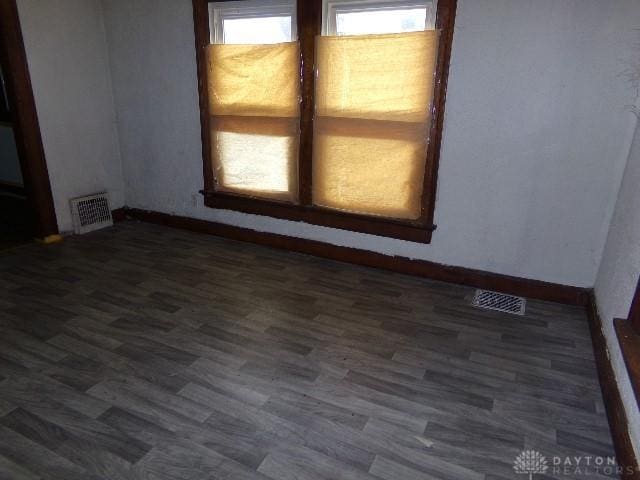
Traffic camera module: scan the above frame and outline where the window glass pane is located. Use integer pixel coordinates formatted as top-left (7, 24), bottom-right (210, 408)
top-left (313, 130), bottom-right (426, 219)
top-left (323, 1), bottom-right (436, 36)
top-left (336, 8), bottom-right (426, 36)
top-left (215, 131), bottom-right (296, 196)
top-left (223, 16), bottom-right (293, 44)
top-left (209, 0), bottom-right (297, 44)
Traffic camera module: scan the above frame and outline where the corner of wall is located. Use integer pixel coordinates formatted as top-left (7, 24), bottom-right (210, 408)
top-left (593, 90), bottom-right (640, 462)
top-left (96, 0), bottom-right (126, 210)
top-left (593, 96), bottom-right (640, 286)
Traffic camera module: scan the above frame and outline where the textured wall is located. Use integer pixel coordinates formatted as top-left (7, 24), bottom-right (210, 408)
top-left (101, 0), bottom-right (640, 287)
top-left (595, 98), bottom-right (640, 460)
top-left (17, 0), bottom-right (124, 232)
top-left (0, 126), bottom-right (22, 185)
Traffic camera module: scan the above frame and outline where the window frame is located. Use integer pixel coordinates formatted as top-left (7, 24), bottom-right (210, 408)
top-left (192, 0), bottom-right (457, 243)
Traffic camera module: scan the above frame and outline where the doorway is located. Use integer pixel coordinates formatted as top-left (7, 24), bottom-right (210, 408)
top-left (0, 0), bottom-right (58, 249)
top-left (0, 64), bottom-right (33, 249)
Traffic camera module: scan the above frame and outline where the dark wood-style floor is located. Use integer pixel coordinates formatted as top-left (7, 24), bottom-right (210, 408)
top-left (0, 221), bottom-right (615, 480)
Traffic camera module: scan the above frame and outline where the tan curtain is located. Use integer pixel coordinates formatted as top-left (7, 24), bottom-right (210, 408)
top-left (206, 42), bottom-right (300, 202)
top-left (313, 31), bottom-right (438, 220)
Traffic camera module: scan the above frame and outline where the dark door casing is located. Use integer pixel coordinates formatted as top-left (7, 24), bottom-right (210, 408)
top-left (0, 0), bottom-right (58, 239)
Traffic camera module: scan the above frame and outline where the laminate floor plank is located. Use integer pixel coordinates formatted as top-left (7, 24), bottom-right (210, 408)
top-left (0, 222), bottom-right (615, 479)
top-left (0, 454), bottom-right (41, 480)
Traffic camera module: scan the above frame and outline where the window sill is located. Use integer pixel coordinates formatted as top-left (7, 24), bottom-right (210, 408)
top-left (614, 318), bottom-right (640, 408)
top-left (201, 190), bottom-right (435, 243)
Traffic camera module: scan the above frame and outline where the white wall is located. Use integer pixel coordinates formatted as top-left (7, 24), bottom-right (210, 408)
top-left (595, 97), bottom-right (640, 459)
top-left (17, 0), bottom-right (124, 232)
top-left (0, 125), bottom-right (23, 185)
top-left (101, 0), bottom-right (640, 288)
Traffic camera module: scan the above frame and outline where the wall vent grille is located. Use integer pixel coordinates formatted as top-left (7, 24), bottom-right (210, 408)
top-left (69, 193), bottom-right (112, 234)
top-left (472, 290), bottom-right (526, 315)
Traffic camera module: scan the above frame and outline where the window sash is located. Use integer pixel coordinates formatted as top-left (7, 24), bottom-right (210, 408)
top-left (192, 0), bottom-right (457, 243)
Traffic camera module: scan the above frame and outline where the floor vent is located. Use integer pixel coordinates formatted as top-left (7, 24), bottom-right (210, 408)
top-left (472, 290), bottom-right (526, 315)
top-left (70, 193), bottom-right (113, 234)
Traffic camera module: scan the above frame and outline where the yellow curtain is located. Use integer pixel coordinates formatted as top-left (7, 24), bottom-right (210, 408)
top-left (313, 31), bottom-right (438, 219)
top-left (206, 42), bottom-right (300, 202)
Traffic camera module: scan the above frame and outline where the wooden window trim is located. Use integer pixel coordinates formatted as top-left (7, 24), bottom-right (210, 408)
top-left (192, 0), bottom-right (457, 243)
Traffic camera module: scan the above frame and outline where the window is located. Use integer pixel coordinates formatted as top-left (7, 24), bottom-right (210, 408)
top-left (193, 0), bottom-right (457, 242)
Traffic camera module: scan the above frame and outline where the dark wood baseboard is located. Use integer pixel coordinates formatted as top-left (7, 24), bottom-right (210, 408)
top-left (111, 208), bottom-right (127, 223)
top-left (587, 295), bottom-right (640, 479)
top-left (123, 208), bottom-right (589, 306)
top-left (615, 318), bottom-right (640, 408)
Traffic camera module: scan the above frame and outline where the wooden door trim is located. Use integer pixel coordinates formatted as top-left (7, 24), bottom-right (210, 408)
top-left (0, 0), bottom-right (58, 238)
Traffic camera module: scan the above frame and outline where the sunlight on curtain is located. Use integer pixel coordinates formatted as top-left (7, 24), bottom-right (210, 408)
top-left (313, 31), bottom-right (437, 219)
top-left (207, 42), bottom-right (300, 202)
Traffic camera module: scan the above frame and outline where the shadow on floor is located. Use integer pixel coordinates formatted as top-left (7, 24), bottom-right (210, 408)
top-left (0, 191), bottom-right (33, 251)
